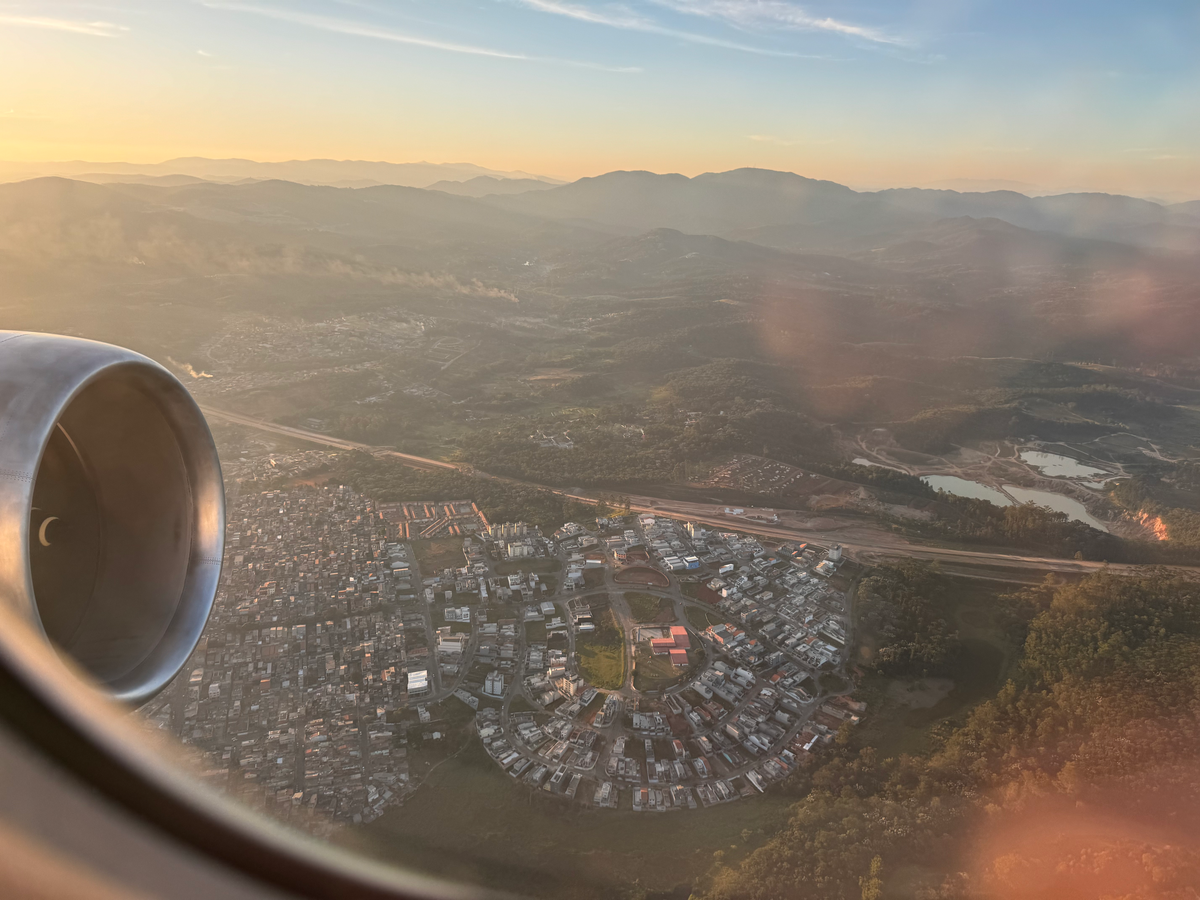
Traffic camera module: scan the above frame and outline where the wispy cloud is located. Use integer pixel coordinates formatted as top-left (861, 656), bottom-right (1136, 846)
top-left (204, 2), bottom-right (640, 71)
top-left (0, 108), bottom-right (48, 120)
top-left (651, 0), bottom-right (902, 45)
top-left (1123, 148), bottom-right (1191, 161)
top-left (0, 14), bottom-right (127, 36)
top-left (512, 0), bottom-right (805, 57)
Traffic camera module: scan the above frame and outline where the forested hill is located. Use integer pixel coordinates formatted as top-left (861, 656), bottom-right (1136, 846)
top-left (695, 568), bottom-right (1200, 900)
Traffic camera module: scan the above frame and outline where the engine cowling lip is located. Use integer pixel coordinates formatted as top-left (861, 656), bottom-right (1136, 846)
top-left (0, 335), bottom-right (494, 898)
top-left (0, 330), bottom-right (225, 705)
top-left (0, 586), bottom-right (495, 900)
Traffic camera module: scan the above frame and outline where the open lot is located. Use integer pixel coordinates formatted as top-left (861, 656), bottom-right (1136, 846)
top-left (495, 558), bottom-right (562, 576)
top-left (509, 695), bottom-right (537, 714)
top-left (632, 644), bottom-right (699, 693)
top-left (352, 740), bottom-right (792, 900)
top-left (613, 566), bottom-right (670, 587)
top-left (685, 605), bottom-right (725, 631)
top-left (624, 591), bottom-right (673, 623)
top-left (412, 538), bottom-right (466, 573)
top-left (576, 608), bottom-right (625, 690)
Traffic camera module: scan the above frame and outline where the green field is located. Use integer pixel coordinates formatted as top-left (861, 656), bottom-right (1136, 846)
top-left (685, 605), bottom-right (724, 631)
top-left (349, 739), bottom-right (792, 900)
top-left (576, 607), bottom-right (625, 690)
top-left (524, 620), bottom-right (547, 643)
top-left (632, 644), bottom-right (698, 693)
top-left (624, 591), bottom-right (672, 623)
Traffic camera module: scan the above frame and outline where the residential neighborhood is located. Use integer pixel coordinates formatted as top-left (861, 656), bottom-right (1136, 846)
top-left (140, 481), bottom-right (859, 831)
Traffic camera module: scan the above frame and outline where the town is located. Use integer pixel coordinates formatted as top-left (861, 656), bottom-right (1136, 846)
top-left (141, 477), bottom-right (858, 831)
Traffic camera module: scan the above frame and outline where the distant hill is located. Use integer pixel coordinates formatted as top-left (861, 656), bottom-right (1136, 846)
top-left (106, 178), bottom-right (600, 254)
top-left (0, 157), bottom-right (564, 189)
top-left (6, 175), bottom-right (1190, 289)
top-left (847, 216), bottom-right (1148, 280)
top-left (873, 188), bottom-right (1177, 237)
top-left (7, 161), bottom-right (1192, 254)
top-left (72, 173), bottom-right (216, 187)
top-left (920, 177), bottom-right (1045, 194)
top-left (2, 173), bottom-right (1199, 370)
top-left (0, 176), bottom-right (605, 288)
top-left (487, 168), bottom-right (861, 235)
top-left (551, 227), bottom-right (904, 293)
top-left (426, 176), bottom-right (558, 197)
top-left (491, 167), bottom-right (1200, 255)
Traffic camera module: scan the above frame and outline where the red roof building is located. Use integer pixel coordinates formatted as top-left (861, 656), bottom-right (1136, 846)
top-left (669, 648), bottom-right (688, 666)
top-left (669, 626), bottom-right (690, 649)
top-left (651, 638), bottom-right (676, 655)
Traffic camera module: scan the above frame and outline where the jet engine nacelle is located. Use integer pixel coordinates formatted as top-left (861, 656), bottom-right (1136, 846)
top-left (0, 331), bottom-right (224, 704)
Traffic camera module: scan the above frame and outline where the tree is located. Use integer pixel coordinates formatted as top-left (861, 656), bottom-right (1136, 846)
top-left (860, 856), bottom-right (883, 900)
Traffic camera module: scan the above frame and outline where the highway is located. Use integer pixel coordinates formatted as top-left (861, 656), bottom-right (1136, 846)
top-left (198, 404), bottom-right (461, 473)
top-left (199, 403), bottom-right (1194, 582)
top-left (543, 488), bottom-right (1160, 579)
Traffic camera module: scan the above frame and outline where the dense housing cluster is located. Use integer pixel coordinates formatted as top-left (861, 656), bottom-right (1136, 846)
top-left (142, 486), bottom-right (417, 832)
top-left (141, 476), bottom-right (857, 826)
top-left (474, 514), bottom-right (857, 812)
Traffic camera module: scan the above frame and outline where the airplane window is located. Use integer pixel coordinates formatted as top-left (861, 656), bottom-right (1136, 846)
top-left (2, 2), bottom-right (1199, 899)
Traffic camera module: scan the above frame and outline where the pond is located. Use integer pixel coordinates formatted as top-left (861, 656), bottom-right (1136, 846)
top-left (921, 476), bottom-right (1110, 532)
top-left (1019, 450), bottom-right (1107, 479)
top-left (922, 475), bottom-right (1012, 507)
top-left (1002, 485), bottom-right (1109, 532)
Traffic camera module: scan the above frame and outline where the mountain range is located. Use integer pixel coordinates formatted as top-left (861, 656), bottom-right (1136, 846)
top-left (3, 159), bottom-right (1197, 255)
top-left (426, 176), bottom-right (559, 197)
top-left (2, 166), bottom-right (1198, 363)
top-left (5, 167), bottom-right (1198, 276)
top-left (0, 157), bottom-right (564, 189)
top-left (484, 168), bottom-right (1200, 255)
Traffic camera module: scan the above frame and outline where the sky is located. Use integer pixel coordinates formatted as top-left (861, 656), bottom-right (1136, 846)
top-left (1, 0), bottom-right (1198, 197)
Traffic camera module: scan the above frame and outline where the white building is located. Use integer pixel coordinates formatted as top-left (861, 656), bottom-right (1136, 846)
top-left (438, 634), bottom-right (465, 655)
top-left (407, 669), bottom-right (429, 695)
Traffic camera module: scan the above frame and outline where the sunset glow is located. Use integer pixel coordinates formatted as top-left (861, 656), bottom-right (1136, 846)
top-left (0, 1), bottom-right (1197, 196)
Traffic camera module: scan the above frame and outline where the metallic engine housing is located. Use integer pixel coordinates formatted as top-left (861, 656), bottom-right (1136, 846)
top-left (0, 331), bottom-right (224, 704)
